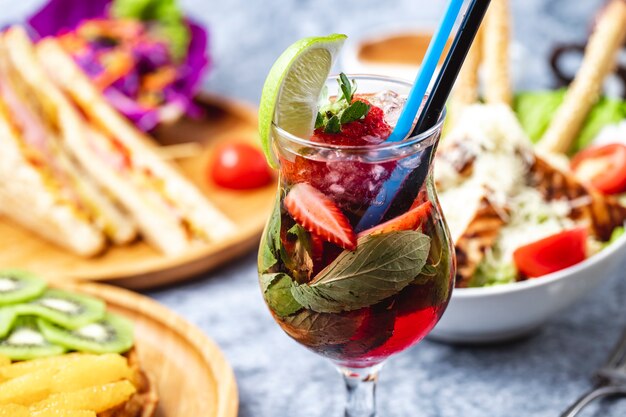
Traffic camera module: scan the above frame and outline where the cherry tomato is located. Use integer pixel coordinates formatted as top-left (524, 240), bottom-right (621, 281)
top-left (571, 143), bottom-right (626, 195)
top-left (513, 227), bottom-right (588, 278)
top-left (210, 142), bottom-right (273, 190)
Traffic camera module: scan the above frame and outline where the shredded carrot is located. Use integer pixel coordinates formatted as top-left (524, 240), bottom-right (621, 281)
top-left (92, 50), bottom-right (135, 90)
top-left (142, 67), bottom-right (178, 91)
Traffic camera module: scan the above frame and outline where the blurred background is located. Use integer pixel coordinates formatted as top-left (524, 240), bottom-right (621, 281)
top-left (1, 0), bottom-right (608, 102)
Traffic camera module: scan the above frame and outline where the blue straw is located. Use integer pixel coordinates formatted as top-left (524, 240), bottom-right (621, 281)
top-left (355, 0), bottom-right (465, 232)
top-left (385, 0), bottom-right (465, 143)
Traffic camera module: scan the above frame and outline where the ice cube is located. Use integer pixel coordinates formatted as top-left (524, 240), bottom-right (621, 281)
top-left (371, 164), bottom-right (387, 180)
top-left (329, 184), bottom-right (345, 194)
top-left (369, 90), bottom-right (407, 128)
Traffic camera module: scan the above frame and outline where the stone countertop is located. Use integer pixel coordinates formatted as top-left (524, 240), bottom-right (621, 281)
top-left (5, 0), bottom-right (626, 416)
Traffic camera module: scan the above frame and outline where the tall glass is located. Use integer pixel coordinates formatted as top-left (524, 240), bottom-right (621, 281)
top-left (258, 76), bottom-right (455, 417)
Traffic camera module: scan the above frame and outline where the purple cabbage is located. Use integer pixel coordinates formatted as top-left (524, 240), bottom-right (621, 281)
top-left (27, 0), bottom-right (108, 36)
top-left (27, 0), bottom-right (210, 130)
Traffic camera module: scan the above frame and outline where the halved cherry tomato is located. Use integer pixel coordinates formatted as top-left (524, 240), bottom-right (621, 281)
top-left (210, 142), bottom-right (273, 190)
top-left (513, 227), bottom-right (588, 278)
top-left (571, 143), bottom-right (626, 195)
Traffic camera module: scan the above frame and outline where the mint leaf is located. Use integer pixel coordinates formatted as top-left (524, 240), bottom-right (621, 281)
top-left (317, 73), bottom-right (369, 133)
top-left (291, 231), bottom-right (431, 313)
top-left (426, 229), bottom-right (452, 304)
top-left (282, 309), bottom-right (360, 346)
top-left (339, 73), bottom-right (353, 102)
top-left (288, 224), bottom-right (311, 251)
top-left (282, 224), bottom-right (314, 284)
top-left (315, 112), bottom-right (325, 129)
top-left (261, 273), bottom-right (302, 317)
top-left (259, 244), bottom-right (278, 275)
top-left (259, 196), bottom-right (282, 273)
top-left (420, 264), bottom-right (437, 277)
top-left (340, 101), bottom-right (370, 125)
top-left (324, 115), bottom-right (341, 134)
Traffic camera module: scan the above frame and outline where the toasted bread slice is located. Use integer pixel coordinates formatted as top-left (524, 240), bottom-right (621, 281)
top-left (0, 101), bottom-right (105, 256)
top-left (528, 154), bottom-right (626, 240)
top-left (36, 37), bottom-right (236, 255)
top-left (0, 26), bottom-right (136, 246)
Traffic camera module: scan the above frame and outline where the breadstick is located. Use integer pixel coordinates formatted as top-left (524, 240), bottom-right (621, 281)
top-left (538, 0), bottom-right (626, 154)
top-left (482, 0), bottom-right (513, 105)
top-left (450, 27), bottom-right (483, 117)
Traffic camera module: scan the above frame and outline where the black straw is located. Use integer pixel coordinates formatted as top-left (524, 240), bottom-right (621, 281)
top-left (355, 0), bottom-right (492, 231)
top-left (413, 0), bottom-right (492, 135)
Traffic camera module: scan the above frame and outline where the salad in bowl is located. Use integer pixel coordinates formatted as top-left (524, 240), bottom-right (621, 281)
top-left (436, 103), bottom-right (626, 289)
top-left (430, 0), bottom-right (626, 342)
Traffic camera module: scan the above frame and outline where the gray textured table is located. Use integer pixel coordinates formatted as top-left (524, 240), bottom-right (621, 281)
top-left (5, 1), bottom-right (626, 416)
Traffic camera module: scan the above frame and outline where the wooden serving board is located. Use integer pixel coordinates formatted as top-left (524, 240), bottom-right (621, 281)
top-left (57, 280), bottom-right (238, 417)
top-left (0, 93), bottom-right (276, 289)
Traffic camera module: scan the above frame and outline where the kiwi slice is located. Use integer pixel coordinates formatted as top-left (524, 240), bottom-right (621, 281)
top-left (0, 316), bottom-right (66, 360)
top-left (0, 269), bottom-right (46, 305)
top-left (15, 289), bottom-right (106, 330)
top-left (0, 308), bottom-right (17, 338)
top-left (38, 313), bottom-right (134, 354)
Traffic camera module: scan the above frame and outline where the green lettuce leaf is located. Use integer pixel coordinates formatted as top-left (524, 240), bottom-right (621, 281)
top-left (469, 257), bottom-right (517, 288)
top-left (111, 0), bottom-right (190, 60)
top-left (574, 99), bottom-right (626, 152)
top-left (514, 90), bottom-right (626, 153)
top-left (514, 89), bottom-right (567, 143)
top-left (605, 226), bottom-right (625, 248)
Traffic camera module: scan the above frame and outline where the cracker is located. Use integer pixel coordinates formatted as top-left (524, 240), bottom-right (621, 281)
top-left (538, 0), bottom-right (626, 153)
top-left (482, 0), bottom-right (513, 105)
top-left (452, 27), bottom-right (483, 107)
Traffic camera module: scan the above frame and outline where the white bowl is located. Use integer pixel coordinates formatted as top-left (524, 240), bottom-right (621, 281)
top-left (429, 232), bottom-right (626, 344)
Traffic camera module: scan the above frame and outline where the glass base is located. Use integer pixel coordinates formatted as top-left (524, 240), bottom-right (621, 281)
top-left (337, 364), bottom-right (384, 417)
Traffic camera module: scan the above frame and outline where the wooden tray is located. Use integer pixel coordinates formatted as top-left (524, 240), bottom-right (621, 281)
top-left (0, 93), bottom-right (276, 289)
top-left (57, 280), bottom-right (238, 417)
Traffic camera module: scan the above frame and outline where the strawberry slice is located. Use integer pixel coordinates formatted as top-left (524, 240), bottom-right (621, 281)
top-left (358, 201), bottom-right (432, 238)
top-left (284, 183), bottom-right (357, 250)
top-left (409, 190), bottom-right (429, 210)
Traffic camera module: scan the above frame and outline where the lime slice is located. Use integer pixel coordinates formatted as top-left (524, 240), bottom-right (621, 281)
top-left (258, 34), bottom-right (347, 168)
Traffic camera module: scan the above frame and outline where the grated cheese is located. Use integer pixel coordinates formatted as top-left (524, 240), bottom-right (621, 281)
top-left (436, 104), bottom-right (584, 285)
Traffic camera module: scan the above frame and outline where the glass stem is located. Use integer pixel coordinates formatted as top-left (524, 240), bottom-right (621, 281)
top-left (340, 365), bottom-right (381, 417)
